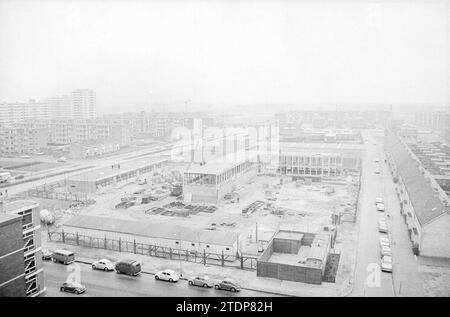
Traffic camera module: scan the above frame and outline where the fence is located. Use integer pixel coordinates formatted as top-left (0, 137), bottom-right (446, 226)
top-left (27, 180), bottom-right (91, 203)
top-left (47, 230), bottom-right (258, 271)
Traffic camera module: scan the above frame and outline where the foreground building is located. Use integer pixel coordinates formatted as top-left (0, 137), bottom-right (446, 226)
top-left (0, 200), bottom-right (46, 297)
top-left (61, 215), bottom-right (240, 256)
top-left (257, 230), bottom-right (332, 285)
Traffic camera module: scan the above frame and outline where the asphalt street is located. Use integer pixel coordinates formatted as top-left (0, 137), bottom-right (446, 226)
top-left (43, 261), bottom-right (281, 297)
top-left (351, 131), bottom-right (423, 296)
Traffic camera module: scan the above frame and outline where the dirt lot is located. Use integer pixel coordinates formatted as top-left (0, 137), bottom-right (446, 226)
top-left (41, 166), bottom-right (360, 291)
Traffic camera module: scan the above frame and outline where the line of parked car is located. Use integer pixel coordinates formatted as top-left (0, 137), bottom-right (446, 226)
top-left (374, 197), bottom-right (393, 273)
top-left (43, 249), bottom-right (242, 295)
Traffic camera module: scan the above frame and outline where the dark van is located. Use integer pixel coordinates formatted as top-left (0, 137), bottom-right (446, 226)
top-left (51, 250), bottom-right (75, 265)
top-left (115, 259), bottom-right (141, 276)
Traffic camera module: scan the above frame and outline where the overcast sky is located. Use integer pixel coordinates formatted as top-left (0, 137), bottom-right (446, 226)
top-left (0, 0), bottom-right (448, 114)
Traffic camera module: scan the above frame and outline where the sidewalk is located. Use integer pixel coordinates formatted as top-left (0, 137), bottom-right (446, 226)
top-left (43, 239), bottom-right (350, 297)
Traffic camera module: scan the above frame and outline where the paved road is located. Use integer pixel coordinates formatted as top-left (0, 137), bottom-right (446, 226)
top-left (43, 261), bottom-right (281, 297)
top-left (2, 144), bottom-right (175, 197)
top-left (351, 131), bottom-right (423, 296)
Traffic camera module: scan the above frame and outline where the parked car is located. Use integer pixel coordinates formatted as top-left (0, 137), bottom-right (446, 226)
top-left (378, 221), bottom-right (388, 233)
top-left (376, 203), bottom-right (385, 212)
top-left (155, 269), bottom-right (179, 282)
top-left (51, 250), bottom-right (75, 265)
top-left (214, 278), bottom-right (241, 292)
top-left (20, 155), bottom-right (31, 159)
top-left (188, 276), bottom-right (214, 288)
top-left (42, 249), bottom-right (53, 261)
top-left (92, 259), bottom-right (115, 271)
top-left (380, 245), bottom-right (392, 257)
top-left (381, 256), bottom-right (393, 273)
top-left (60, 282), bottom-right (86, 295)
top-left (379, 237), bottom-right (390, 247)
top-left (379, 216), bottom-right (387, 223)
top-left (115, 259), bottom-right (141, 276)
top-left (137, 177), bottom-right (147, 185)
top-left (375, 197), bottom-right (384, 205)
top-left (374, 158), bottom-right (380, 163)
top-left (57, 157), bottom-right (67, 163)
top-left (375, 168), bottom-right (380, 174)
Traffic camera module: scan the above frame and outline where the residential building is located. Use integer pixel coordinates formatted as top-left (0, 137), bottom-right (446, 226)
top-left (0, 200), bottom-right (46, 296)
top-left (385, 131), bottom-right (450, 258)
top-left (71, 89), bottom-right (96, 120)
top-left (0, 127), bottom-right (48, 155)
top-left (0, 100), bottom-right (49, 127)
top-left (43, 95), bottom-right (71, 119)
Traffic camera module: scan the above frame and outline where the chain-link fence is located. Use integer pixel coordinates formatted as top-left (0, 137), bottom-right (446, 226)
top-left (48, 230), bottom-right (258, 270)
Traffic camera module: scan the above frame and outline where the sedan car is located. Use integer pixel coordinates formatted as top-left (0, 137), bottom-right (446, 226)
top-left (188, 276), bottom-right (214, 288)
top-left (375, 197), bottom-right (384, 205)
top-left (92, 259), bottom-right (115, 271)
top-left (214, 278), bottom-right (241, 292)
top-left (155, 269), bottom-right (179, 282)
top-left (380, 237), bottom-right (390, 247)
top-left (60, 282), bottom-right (86, 295)
top-left (378, 222), bottom-right (388, 233)
top-left (42, 249), bottom-right (53, 261)
top-left (375, 168), bottom-right (380, 174)
top-left (380, 245), bottom-right (392, 257)
top-left (376, 203), bottom-right (385, 212)
top-left (381, 256), bottom-right (393, 273)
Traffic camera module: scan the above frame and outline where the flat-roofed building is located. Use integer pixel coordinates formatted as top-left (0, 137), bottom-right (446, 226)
top-left (0, 200), bottom-right (46, 297)
top-left (183, 160), bottom-right (257, 204)
top-left (257, 230), bottom-right (332, 285)
top-left (66, 157), bottom-right (168, 193)
top-left (278, 142), bottom-right (363, 180)
top-left (62, 215), bottom-right (240, 256)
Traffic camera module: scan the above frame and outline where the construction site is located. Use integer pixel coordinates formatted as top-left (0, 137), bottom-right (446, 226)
top-left (30, 146), bottom-right (362, 286)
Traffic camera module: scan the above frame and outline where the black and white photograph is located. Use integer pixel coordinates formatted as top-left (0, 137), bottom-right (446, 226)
top-left (0, 0), bottom-right (449, 305)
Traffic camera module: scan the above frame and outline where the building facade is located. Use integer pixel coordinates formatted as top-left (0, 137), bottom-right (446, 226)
top-left (0, 127), bottom-right (48, 155)
top-left (71, 89), bottom-right (96, 120)
top-left (0, 200), bottom-right (46, 296)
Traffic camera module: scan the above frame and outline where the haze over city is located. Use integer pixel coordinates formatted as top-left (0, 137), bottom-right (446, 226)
top-left (1, 0), bottom-right (450, 302)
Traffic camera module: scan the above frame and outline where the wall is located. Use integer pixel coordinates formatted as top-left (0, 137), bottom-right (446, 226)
top-left (0, 217), bottom-right (26, 297)
top-left (421, 214), bottom-right (450, 258)
top-left (61, 226), bottom-right (238, 256)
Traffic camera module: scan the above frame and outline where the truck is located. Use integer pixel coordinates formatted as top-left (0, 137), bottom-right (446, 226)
top-left (0, 172), bottom-right (11, 183)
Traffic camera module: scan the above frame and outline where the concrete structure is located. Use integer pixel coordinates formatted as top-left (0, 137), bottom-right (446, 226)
top-left (43, 95), bottom-right (71, 119)
top-left (62, 215), bottom-right (240, 256)
top-left (48, 118), bottom-right (132, 146)
top-left (66, 157), bottom-right (168, 193)
top-left (0, 100), bottom-right (49, 127)
top-left (0, 127), bottom-right (48, 155)
top-left (0, 200), bottom-right (46, 296)
top-left (0, 213), bottom-right (27, 297)
top-left (278, 142), bottom-right (363, 180)
top-left (257, 230), bottom-right (331, 285)
top-left (183, 160), bottom-right (258, 204)
top-left (385, 131), bottom-right (450, 258)
top-left (71, 89), bottom-right (96, 119)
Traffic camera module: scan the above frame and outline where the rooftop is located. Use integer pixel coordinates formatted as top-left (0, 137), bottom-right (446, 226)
top-left (67, 156), bottom-right (167, 182)
top-left (1, 200), bottom-right (39, 214)
top-left (0, 213), bottom-right (22, 226)
top-left (63, 215), bottom-right (239, 246)
top-left (185, 160), bottom-right (248, 175)
top-left (386, 132), bottom-right (446, 225)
